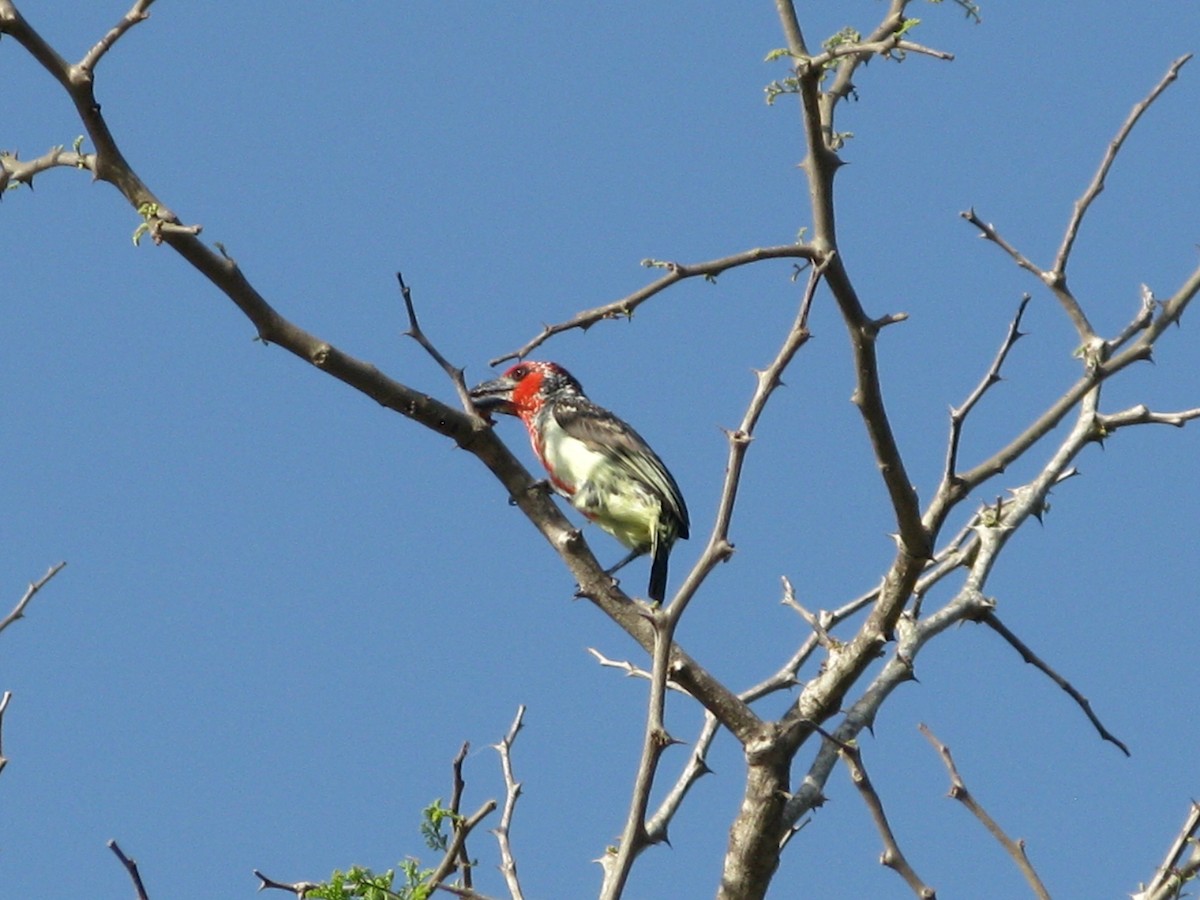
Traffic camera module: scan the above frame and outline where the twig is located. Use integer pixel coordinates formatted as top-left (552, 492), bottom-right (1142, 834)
top-left (840, 742), bottom-right (936, 898)
top-left (1096, 404), bottom-right (1200, 434)
top-left (780, 576), bottom-right (834, 650)
top-left (491, 244), bottom-right (822, 365)
top-left (426, 800), bottom-right (498, 891)
top-left (108, 840), bottom-right (152, 900)
top-left (601, 612), bottom-right (677, 900)
top-left (79, 0), bottom-right (156, 73)
top-left (252, 870), bottom-right (321, 897)
top-left (1106, 284), bottom-right (1157, 354)
top-left (491, 706), bottom-right (526, 900)
top-left (0, 144), bottom-right (95, 191)
top-left (0, 561), bottom-right (67, 635)
top-left (1133, 801), bottom-right (1200, 900)
top-left (981, 612), bottom-right (1130, 756)
top-left (666, 256), bottom-right (827, 619)
top-left (397, 273), bottom-right (474, 412)
top-left (449, 742), bottom-right (473, 888)
top-left (0, 691), bottom-right (12, 776)
top-left (960, 209), bottom-right (1094, 341)
top-left (1053, 55), bottom-right (1193, 278)
top-left (918, 724), bottom-right (1050, 900)
top-left (645, 713), bottom-right (717, 844)
top-left (942, 295), bottom-right (1030, 486)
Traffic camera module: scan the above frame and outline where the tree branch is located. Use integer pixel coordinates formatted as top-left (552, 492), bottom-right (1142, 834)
top-left (490, 244), bottom-right (822, 366)
top-left (108, 840), bottom-right (152, 900)
top-left (981, 612), bottom-right (1130, 756)
top-left (601, 611), bottom-right (678, 899)
top-left (841, 741), bottom-right (936, 898)
top-left (491, 706), bottom-right (526, 900)
top-left (940, 295), bottom-right (1030, 489)
top-left (666, 256), bottom-right (825, 619)
top-left (448, 741), bottom-right (474, 889)
top-left (918, 724), bottom-right (1050, 900)
top-left (0, 561), bottom-right (67, 635)
top-left (1053, 55), bottom-right (1193, 278)
top-left (79, 0), bottom-right (156, 74)
top-left (1133, 801), bottom-right (1200, 900)
top-left (426, 800), bottom-right (497, 893)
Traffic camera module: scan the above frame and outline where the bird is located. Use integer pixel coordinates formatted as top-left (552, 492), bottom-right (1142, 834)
top-left (470, 361), bottom-right (689, 604)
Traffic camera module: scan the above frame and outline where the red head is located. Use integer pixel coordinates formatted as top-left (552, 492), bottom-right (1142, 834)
top-left (469, 361), bottom-right (584, 424)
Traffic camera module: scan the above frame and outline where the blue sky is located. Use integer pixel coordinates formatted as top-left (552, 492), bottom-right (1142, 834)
top-left (3, 3), bottom-right (1200, 898)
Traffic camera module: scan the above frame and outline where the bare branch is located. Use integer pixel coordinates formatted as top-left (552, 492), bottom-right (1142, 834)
top-left (397, 273), bottom-right (475, 413)
top-left (0, 144), bottom-right (95, 191)
top-left (492, 706), bottom-right (526, 900)
top-left (252, 870), bottom-right (321, 897)
top-left (918, 724), bottom-right (1050, 900)
top-left (780, 576), bottom-right (835, 650)
top-left (1134, 801), bottom-right (1200, 900)
top-left (108, 840), bottom-right (152, 900)
top-left (448, 742), bottom-right (474, 889)
top-left (601, 612), bottom-right (678, 899)
top-left (840, 742), bottom-right (936, 898)
top-left (646, 713), bottom-right (717, 843)
top-left (666, 256), bottom-right (826, 620)
top-left (0, 561), bottom-right (67, 635)
top-left (490, 244), bottom-right (822, 365)
top-left (0, 692), bottom-right (12, 777)
top-left (960, 209), bottom-right (1095, 341)
top-left (79, 0), bottom-right (156, 74)
top-left (1106, 284), bottom-right (1157, 354)
top-left (981, 612), bottom-right (1130, 756)
top-left (1097, 404), bottom-right (1200, 433)
top-left (941, 295), bottom-right (1030, 487)
top-left (1053, 55), bottom-right (1193, 277)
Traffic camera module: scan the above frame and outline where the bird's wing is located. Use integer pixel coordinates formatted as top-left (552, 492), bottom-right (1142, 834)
top-left (553, 397), bottom-right (690, 538)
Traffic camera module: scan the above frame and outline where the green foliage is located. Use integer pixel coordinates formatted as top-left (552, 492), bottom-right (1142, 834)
top-left (132, 201), bottom-right (159, 247)
top-left (303, 800), bottom-right (465, 900)
top-left (419, 798), bottom-right (462, 854)
top-left (822, 26), bottom-right (862, 55)
top-left (305, 865), bottom-right (412, 900)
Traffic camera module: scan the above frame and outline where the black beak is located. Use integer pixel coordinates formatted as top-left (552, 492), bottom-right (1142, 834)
top-left (469, 374), bottom-right (518, 415)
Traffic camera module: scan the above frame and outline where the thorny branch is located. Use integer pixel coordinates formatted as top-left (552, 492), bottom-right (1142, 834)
top-left (492, 244), bottom-right (823, 366)
top-left (981, 612), bottom-right (1130, 756)
top-left (666, 256), bottom-right (827, 620)
top-left (940, 295), bottom-right (1030, 490)
top-left (1134, 802), bottom-right (1200, 900)
top-left (919, 725), bottom-right (1051, 900)
top-left (966, 55), bottom-right (1193, 346)
top-left (601, 613), bottom-right (678, 900)
top-left (0, 562), bottom-right (66, 635)
top-left (1053, 55), bottom-right (1193, 282)
top-left (840, 741), bottom-right (936, 899)
top-left (492, 706), bottom-right (526, 900)
top-left (398, 272), bottom-right (475, 413)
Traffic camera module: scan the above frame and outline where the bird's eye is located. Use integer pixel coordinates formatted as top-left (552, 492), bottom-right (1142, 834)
top-left (512, 365), bottom-right (528, 379)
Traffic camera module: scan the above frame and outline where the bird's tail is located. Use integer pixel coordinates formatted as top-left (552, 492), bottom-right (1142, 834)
top-left (649, 541), bottom-right (670, 605)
